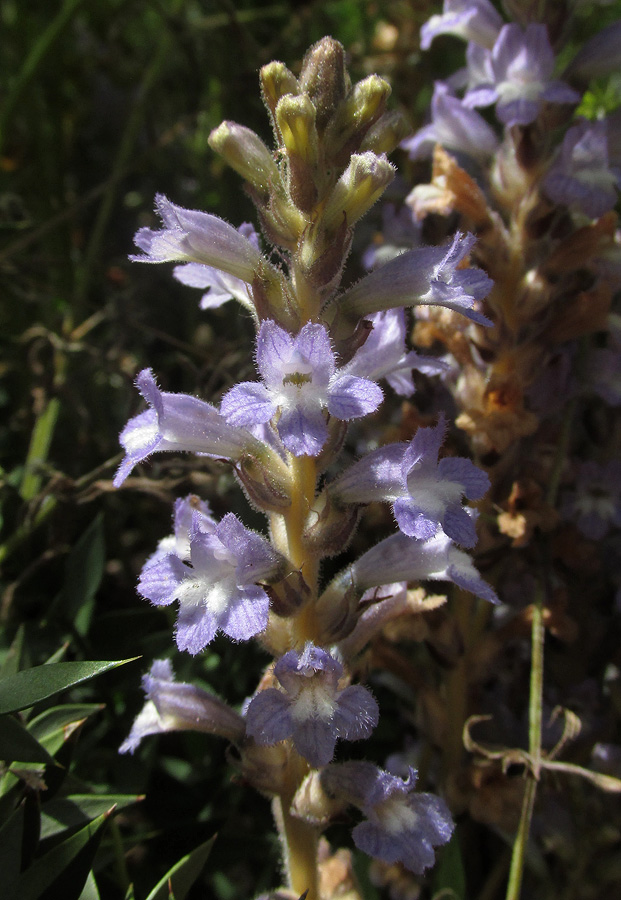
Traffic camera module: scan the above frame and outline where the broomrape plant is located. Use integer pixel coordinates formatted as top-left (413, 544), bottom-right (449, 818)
top-left (116, 6), bottom-right (621, 897)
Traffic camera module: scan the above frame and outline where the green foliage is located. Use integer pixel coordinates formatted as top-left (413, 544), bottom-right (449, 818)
top-left (0, 659), bottom-right (138, 715)
top-left (145, 837), bottom-right (215, 900)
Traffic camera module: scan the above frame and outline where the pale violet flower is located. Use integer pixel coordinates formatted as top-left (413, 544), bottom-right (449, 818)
top-left (564, 20), bottom-right (621, 83)
top-left (147, 494), bottom-right (216, 565)
top-left (401, 81), bottom-right (499, 163)
top-left (172, 223), bottom-right (259, 311)
top-left (322, 762), bottom-right (454, 873)
top-left (543, 119), bottom-right (621, 219)
top-left (245, 643), bottom-right (378, 767)
top-left (131, 194), bottom-right (263, 281)
top-left (342, 310), bottom-right (449, 397)
top-left (114, 368), bottom-right (259, 487)
top-left (220, 320), bottom-right (383, 457)
top-left (361, 204), bottom-right (422, 271)
top-left (138, 511), bottom-right (283, 654)
top-left (331, 414), bottom-right (489, 547)
top-left (349, 529), bottom-right (498, 604)
top-left (337, 231), bottom-right (493, 326)
top-left (120, 659), bottom-right (245, 754)
top-left (420, 0), bottom-right (502, 51)
top-left (463, 24), bottom-right (580, 127)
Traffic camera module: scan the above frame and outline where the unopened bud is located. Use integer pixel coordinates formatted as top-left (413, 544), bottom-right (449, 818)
top-left (209, 121), bottom-right (280, 197)
top-left (314, 576), bottom-right (363, 644)
top-left (302, 491), bottom-right (360, 558)
top-left (236, 451), bottom-right (292, 513)
top-left (260, 61), bottom-right (299, 120)
top-left (265, 569), bottom-right (311, 617)
top-left (359, 109), bottom-right (412, 155)
top-left (275, 94), bottom-right (318, 165)
top-left (299, 37), bottom-right (348, 131)
top-left (275, 95), bottom-right (320, 212)
top-left (324, 151), bottom-right (395, 232)
top-left (291, 771), bottom-right (347, 826)
top-left (327, 75), bottom-right (392, 160)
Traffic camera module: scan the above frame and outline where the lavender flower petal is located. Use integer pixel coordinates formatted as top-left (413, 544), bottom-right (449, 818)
top-left (245, 643), bottom-right (378, 767)
top-left (322, 762), bottom-right (454, 874)
top-left (120, 659), bottom-right (245, 753)
top-left (336, 232), bottom-right (493, 326)
top-left (114, 368), bottom-right (256, 487)
top-left (245, 688), bottom-right (293, 744)
top-left (543, 119), bottom-right (621, 219)
top-left (420, 0), bottom-right (502, 51)
top-left (326, 375), bottom-right (383, 420)
top-left (401, 82), bottom-right (498, 163)
top-left (343, 310), bottom-right (449, 397)
top-left (131, 194), bottom-right (263, 281)
top-left (220, 382), bottom-right (276, 427)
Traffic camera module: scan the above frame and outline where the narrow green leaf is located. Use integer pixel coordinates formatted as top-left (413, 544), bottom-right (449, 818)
top-left (28, 704), bottom-right (104, 741)
top-left (0, 659), bottom-right (139, 714)
top-left (145, 836), bottom-right (215, 900)
top-left (432, 831), bottom-right (466, 900)
top-left (78, 871), bottom-right (101, 900)
top-left (124, 885), bottom-right (136, 900)
top-left (41, 793), bottom-right (143, 840)
top-left (16, 809), bottom-right (110, 900)
top-left (0, 626), bottom-right (25, 677)
top-left (19, 397), bottom-right (61, 502)
top-left (48, 514), bottom-right (105, 635)
top-left (0, 714), bottom-right (56, 765)
top-left (0, 803), bottom-right (24, 900)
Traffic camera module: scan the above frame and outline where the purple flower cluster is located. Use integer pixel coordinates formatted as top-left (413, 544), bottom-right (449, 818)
top-left (113, 34), bottom-right (517, 887)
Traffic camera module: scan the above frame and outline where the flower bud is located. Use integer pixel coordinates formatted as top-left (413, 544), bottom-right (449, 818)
top-left (359, 109), bottom-right (412, 156)
top-left (275, 94), bottom-right (318, 165)
top-left (299, 37), bottom-right (348, 131)
top-left (302, 491), bottom-right (360, 559)
top-left (291, 771), bottom-right (348, 826)
top-left (236, 449), bottom-right (292, 513)
top-left (323, 152), bottom-right (395, 232)
top-left (327, 75), bottom-right (392, 161)
top-left (264, 569), bottom-right (311, 617)
top-left (208, 121), bottom-right (280, 198)
top-left (260, 61), bottom-right (299, 120)
top-left (275, 95), bottom-right (320, 213)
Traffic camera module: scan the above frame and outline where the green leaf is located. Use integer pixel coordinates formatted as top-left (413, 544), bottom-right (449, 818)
top-left (16, 809), bottom-right (110, 900)
top-left (0, 659), bottom-right (139, 714)
top-left (41, 793), bottom-right (143, 839)
top-left (432, 831), bottom-right (466, 900)
top-left (77, 871), bottom-right (100, 900)
top-left (145, 836), bottom-right (215, 900)
top-left (49, 514), bottom-right (105, 636)
top-left (0, 714), bottom-right (56, 765)
top-left (0, 626), bottom-right (25, 677)
top-left (28, 704), bottom-right (103, 743)
top-left (0, 803), bottom-right (24, 898)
